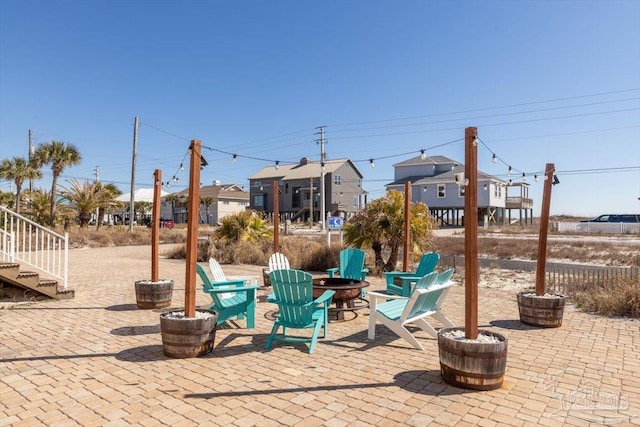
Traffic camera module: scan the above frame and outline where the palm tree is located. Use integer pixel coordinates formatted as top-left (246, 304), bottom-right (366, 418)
top-left (0, 156), bottom-right (42, 214)
top-left (343, 190), bottom-right (437, 271)
top-left (33, 141), bottom-right (81, 225)
top-left (0, 189), bottom-right (16, 209)
top-left (217, 210), bottom-right (272, 243)
top-left (95, 183), bottom-right (122, 229)
top-left (59, 179), bottom-right (107, 228)
top-left (21, 189), bottom-right (69, 226)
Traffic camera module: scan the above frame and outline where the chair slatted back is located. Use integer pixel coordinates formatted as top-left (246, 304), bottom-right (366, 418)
top-left (268, 252), bottom-right (291, 271)
top-left (404, 284), bottom-right (452, 320)
top-left (414, 253), bottom-right (440, 277)
top-left (436, 267), bottom-right (455, 285)
top-left (269, 269), bottom-right (315, 325)
top-left (208, 258), bottom-right (228, 282)
top-left (339, 248), bottom-right (366, 280)
top-left (413, 271), bottom-right (439, 291)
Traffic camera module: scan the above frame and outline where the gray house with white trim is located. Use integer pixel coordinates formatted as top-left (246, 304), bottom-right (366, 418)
top-left (386, 155), bottom-right (531, 226)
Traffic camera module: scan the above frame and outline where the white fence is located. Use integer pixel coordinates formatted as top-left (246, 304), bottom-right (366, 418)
top-left (554, 221), bottom-right (640, 234)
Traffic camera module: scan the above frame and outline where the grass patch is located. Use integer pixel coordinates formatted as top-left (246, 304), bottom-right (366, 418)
top-left (568, 276), bottom-right (640, 318)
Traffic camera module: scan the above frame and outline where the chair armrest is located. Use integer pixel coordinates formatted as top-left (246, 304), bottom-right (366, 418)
top-left (384, 271), bottom-right (417, 285)
top-left (313, 289), bottom-right (336, 305)
top-left (205, 284), bottom-right (259, 294)
top-left (326, 268), bottom-right (339, 278)
top-left (366, 290), bottom-right (408, 303)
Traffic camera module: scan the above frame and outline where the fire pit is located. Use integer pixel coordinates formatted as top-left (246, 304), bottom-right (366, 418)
top-left (313, 277), bottom-right (369, 321)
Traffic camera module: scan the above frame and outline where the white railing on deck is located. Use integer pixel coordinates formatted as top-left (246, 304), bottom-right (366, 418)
top-left (0, 206), bottom-right (68, 290)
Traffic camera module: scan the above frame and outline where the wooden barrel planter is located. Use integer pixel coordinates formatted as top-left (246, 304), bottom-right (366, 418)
top-left (135, 280), bottom-right (174, 309)
top-left (517, 292), bottom-right (567, 328)
top-left (438, 327), bottom-right (508, 391)
top-left (160, 309), bottom-right (218, 358)
top-left (262, 268), bottom-right (272, 287)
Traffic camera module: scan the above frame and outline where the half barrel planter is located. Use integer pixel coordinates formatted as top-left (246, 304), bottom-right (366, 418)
top-left (160, 309), bottom-right (218, 358)
top-left (517, 292), bottom-right (567, 328)
top-left (135, 279), bottom-right (174, 309)
top-left (438, 327), bottom-right (508, 391)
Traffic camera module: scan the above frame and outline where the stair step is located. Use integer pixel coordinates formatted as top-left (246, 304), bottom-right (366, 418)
top-left (37, 279), bottom-right (58, 287)
top-left (17, 271), bottom-right (38, 278)
top-left (0, 262), bottom-right (20, 269)
top-left (55, 289), bottom-right (75, 299)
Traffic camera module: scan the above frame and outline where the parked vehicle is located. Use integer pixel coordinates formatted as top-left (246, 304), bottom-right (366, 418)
top-left (579, 214), bottom-right (640, 223)
top-left (147, 219), bottom-right (175, 229)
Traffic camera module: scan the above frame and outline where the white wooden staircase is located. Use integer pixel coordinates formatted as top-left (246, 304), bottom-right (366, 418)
top-left (0, 206), bottom-right (73, 300)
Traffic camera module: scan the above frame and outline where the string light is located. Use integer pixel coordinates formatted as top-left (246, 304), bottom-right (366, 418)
top-left (275, 160), bottom-right (279, 170)
top-left (534, 175), bottom-right (539, 182)
top-left (420, 149), bottom-right (426, 160)
top-left (369, 159), bottom-right (375, 168)
top-left (232, 154), bottom-right (237, 164)
top-left (508, 166), bottom-right (512, 175)
top-left (180, 164), bottom-right (184, 172)
top-left (492, 153), bottom-right (497, 164)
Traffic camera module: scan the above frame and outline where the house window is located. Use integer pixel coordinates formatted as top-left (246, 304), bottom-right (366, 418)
top-left (437, 184), bottom-right (446, 198)
top-left (253, 180), bottom-right (261, 188)
top-left (358, 179), bottom-right (362, 188)
top-left (353, 196), bottom-right (358, 208)
top-left (223, 201), bottom-right (229, 205)
top-left (334, 175), bottom-right (341, 185)
top-left (254, 194), bottom-right (264, 207)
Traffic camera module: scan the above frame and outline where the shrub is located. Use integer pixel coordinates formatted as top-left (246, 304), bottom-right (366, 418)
top-left (568, 276), bottom-right (640, 318)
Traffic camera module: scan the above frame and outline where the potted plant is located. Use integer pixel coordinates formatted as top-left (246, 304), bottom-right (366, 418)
top-left (438, 127), bottom-right (508, 390)
top-left (135, 169), bottom-right (174, 309)
top-left (517, 162), bottom-right (566, 327)
top-left (159, 140), bottom-right (218, 358)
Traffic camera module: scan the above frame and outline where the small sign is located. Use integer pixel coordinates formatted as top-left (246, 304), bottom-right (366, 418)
top-left (328, 216), bottom-right (343, 230)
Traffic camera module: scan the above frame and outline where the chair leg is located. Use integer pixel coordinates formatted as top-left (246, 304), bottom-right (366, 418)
top-left (412, 318), bottom-right (439, 339)
top-left (431, 312), bottom-right (455, 328)
top-left (367, 298), bottom-right (379, 340)
top-left (386, 321), bottom-right (425, 351)
top-left (246, 300), bottom-right (256, 329)
top-left (308, 315), bottom-right (325, 354)
top-left (266, 322), bottom-right (281, 350)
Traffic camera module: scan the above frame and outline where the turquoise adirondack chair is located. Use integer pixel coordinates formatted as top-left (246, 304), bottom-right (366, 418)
top-left (196, 264), bottom-right (259, 328)
top-left (384, 252), bottom-right (441, 297)
top-left (367, 281), bottom-right (455, 351)
top-left (266, 269), bottom-right (335, 354)
top-left (327, 248), bottom-right (369, 281)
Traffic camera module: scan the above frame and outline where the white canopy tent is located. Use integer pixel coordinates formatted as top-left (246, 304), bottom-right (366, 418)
top-left (115, 188), bottom-right (169, 203)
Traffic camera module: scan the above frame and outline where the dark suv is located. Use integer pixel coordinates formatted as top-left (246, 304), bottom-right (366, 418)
top-left (579, 214), bottom-right (640, 223)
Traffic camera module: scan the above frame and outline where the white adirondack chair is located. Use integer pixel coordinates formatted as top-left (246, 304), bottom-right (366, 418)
top-left (367, 281), bottom-right (455, 351)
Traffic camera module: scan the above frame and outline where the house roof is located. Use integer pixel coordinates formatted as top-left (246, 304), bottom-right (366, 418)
top-left (249, 158), bottom-right (363, 181)
top-left (386, 158), bottom-right (506, 187)
top-left (392, 154), bottom-right (459, 168)
top-left (166, 184), bottom-right (249, 201)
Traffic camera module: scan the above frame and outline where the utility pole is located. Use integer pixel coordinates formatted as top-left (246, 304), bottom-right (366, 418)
top-left (316, 126), bottom-right (326, 231)
top-left (129, 116), bottom-right (138, 233)
top-left (28, 129), bottom-right (34, 191)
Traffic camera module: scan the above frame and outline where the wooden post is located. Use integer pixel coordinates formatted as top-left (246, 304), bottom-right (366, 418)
top-left (151, 169), bottom-right (161, 282)
top-left (273, 180), bottom-right (280, 253)
top-left (403, 181), bottom-right (411, 271)
top-left (464, 127), bottom-right (478, 340)
top-left (535, 163), bottom-right (554, 296)
top-left (184, 140), bottom-right (202, 318)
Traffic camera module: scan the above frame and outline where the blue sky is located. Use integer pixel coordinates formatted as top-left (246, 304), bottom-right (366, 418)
top-left (1, 0), bottom-right (639, 217)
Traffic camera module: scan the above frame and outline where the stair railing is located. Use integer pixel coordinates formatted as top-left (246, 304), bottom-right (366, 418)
top-left (0, 206), bottom-right (69, 290)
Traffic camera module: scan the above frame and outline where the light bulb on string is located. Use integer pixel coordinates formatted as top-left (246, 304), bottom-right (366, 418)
top-left (179, 164), bottom-right (184, 172)
top-left (232, 154), bottom-right (237, 164)
top-left (275, 160), bottom-right (279, 170)
top-left (534, 175), bottom-right (538, 182)
top-left (369, 159), bottom-right (375, 169)
top-left (508, 166), bottom-right (512, 176)
top-left (420, 149), bottom-right (426, 160)
top-left (492, 153), bottom-right (497, 164)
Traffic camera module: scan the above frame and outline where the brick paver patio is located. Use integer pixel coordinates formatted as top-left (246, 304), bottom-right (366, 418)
top-left (1, 245), bottom-right (639, 426)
